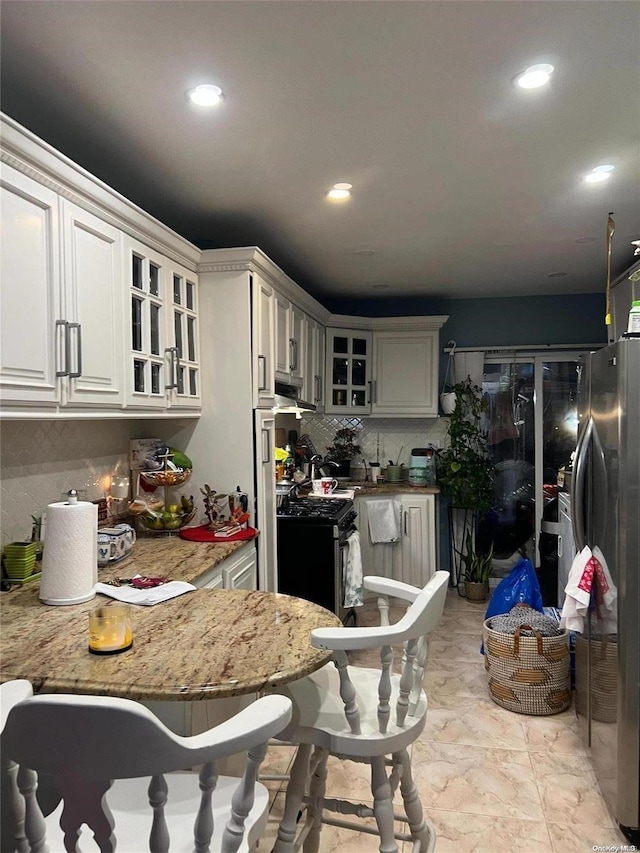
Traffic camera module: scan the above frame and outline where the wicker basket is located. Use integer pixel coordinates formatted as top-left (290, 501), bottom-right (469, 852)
top-left (574, 635), bottom-right (617, 723)
top-left (483, 619), bottom-right (571, 715)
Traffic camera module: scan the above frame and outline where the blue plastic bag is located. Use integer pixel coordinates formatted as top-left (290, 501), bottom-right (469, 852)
top-left (485, 557), bottom-right (544, 620)
top-left (480, 557), bottom-right (544, 654)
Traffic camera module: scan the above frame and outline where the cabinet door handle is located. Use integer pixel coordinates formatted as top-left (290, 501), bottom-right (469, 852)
top-left (371, 379), bottom-right (377, 404)
top-left (289, 338), bottom-right (298, 371)
top-left (557, 535), bottom-right (563, 558)
top-left (68, 322), bottom-right (82, 378)
top-left (174, 347), bottom-right (182, 393)
top-left (404, 510), bottom-right (408, 535)
top-left (262, 428), bottom-right (271, 463)
top-left (315, 374), bottom-right (322, 402)
top-left (258, 355), bottom-right (267, 391)
top-left (164, 347), bottom-right (178, 390)
top-left (56, 320), bottom-right (70, 377)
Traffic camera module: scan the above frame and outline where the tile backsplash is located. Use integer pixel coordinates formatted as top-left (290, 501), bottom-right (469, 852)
top-left (1, 420), bottom-right (136, 545)
top-left (300, 415), bottom-right (449, 476)
top-left (1, 414), bottom-right (451, 545)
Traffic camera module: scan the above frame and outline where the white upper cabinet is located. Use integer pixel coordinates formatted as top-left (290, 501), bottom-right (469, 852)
top-left (324, 320), bottom-right (447, 417)
top-left (251, 273), bottom-right (276, 408)
top-left (274, 292), bottom-right (292, 382)
top-left (324, 328), bottom-right (372, 415)
top-left (0, 165), bottom-right (61, 407)
top-left (0, 114), bottom-right (201, 418)
top-left (274, 293), bottom-right (305, 388)
top-left (123, 235), bottom-right (170, 409)
top-left (61, 201), bottom-right (124, 409)
top-left (304, 317), bottom-right (325, 410)
top-left (165, 260), bottom-right (200, 410)
top-left (371, 331), bottom-right (439, 416)
top-left (289, 303), bottom-right (305, 387)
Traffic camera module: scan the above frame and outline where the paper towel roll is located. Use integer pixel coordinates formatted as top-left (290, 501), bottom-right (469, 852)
top-left (40, 498), bottom-right (98, 605)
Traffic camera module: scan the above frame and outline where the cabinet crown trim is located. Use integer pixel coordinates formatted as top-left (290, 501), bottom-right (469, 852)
top-left (198, 247), bottom-right (329, 323)
top-left (327, 314), bottom-right (449, 332)
top-left (1, 113), bottom-right (200, 271)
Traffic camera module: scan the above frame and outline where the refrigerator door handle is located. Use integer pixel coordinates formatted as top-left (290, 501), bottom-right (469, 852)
top-left (571, 415), bottom-right (593, 552)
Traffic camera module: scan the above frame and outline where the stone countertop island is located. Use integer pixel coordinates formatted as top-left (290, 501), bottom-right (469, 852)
top-left (0, 536), bottom-right (340, 701)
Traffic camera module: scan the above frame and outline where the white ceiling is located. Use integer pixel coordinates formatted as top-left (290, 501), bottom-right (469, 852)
top-left (1, 1), bottom-right (639, 304)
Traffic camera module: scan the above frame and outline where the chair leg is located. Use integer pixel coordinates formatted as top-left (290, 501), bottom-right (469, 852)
top-left (395, 749), bottom-right (433, 853)
top-left (370, 755), bottom-right (398, 853)
top-left (302, 748), bottom-right (328, 853)
top-left (272, 743), bottom-right (312, 853)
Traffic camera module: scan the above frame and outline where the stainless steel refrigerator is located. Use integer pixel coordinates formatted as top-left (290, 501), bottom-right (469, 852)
top-left (572, 337), bottom-right (640, 843)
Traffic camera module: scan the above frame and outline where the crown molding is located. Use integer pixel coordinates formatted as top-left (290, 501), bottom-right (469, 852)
top-left (198, 247), bottom-right (330, 322)
top-left (1, 113), bottom-right (201, 270)
top-left (326, 314), bottom-right (449, 332)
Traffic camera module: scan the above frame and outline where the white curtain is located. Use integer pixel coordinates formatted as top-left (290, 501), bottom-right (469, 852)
top-left (453, 351), bottom-right (484, 389)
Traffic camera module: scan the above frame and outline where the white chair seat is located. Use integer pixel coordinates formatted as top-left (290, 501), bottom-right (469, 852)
top-left (279, 664), bottom-right (427, 758)
top-left (42, 772), bottom-right (269, 853)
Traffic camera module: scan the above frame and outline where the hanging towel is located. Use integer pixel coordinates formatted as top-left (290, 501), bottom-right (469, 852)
top-left (560, 545), bottom-right (617, 634)
top-left (343, 529), bottom-right (364, 608)
top-left (366, 499), bottom-right (401, 544)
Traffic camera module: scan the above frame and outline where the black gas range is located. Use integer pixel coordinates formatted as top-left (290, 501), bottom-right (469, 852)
top-left (277, 497), bottom-right (358, 623)
top-left (276, 497), bottom-right (356, 526)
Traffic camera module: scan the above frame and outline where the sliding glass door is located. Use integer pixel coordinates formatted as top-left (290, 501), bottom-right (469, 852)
top-left (482, 353), bottom-right (580, 570)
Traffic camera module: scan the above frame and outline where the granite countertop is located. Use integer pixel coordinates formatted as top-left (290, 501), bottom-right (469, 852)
top-left (97, 534), bottom-right (257, 584)
top-left (0, 534), bottom-right (340, 701)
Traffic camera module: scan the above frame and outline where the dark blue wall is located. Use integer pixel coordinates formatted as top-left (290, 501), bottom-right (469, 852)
top-left (324, 292), bottom-right (608, 349)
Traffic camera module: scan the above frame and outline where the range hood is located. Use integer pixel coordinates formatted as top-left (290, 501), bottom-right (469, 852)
top-left (273, 382), bottom-right (316, 415)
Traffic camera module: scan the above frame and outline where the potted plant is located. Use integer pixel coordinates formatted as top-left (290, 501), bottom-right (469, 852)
top-left (326, 427), bottom-right (362, 479)
top-left (438, 377), bottom-right (495, 598)
top-left (456, 531), bottom-right (494, 602)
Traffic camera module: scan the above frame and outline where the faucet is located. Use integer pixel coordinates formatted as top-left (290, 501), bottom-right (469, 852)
top-left (309, 455), bottom-right (339, 480)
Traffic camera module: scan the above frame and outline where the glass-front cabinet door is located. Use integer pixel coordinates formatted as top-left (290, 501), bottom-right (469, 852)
top-left (166, 260), bottom-right (200, 409)
top-left (324, 328), bottom-right (372, 415)
top-left (124, 238), bottom-right (200, 410)
top-left (124, 236), bottom-right (168, 409)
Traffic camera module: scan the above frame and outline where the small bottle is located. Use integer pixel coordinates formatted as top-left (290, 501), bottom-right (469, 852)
top-left (627, 300), bottom-right (640, 334)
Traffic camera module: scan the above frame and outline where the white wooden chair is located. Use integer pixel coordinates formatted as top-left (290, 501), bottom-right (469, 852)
top-left (1, 679), bottom-right (35, 853)
top-left (1, 691), bottom-right (292, 853)
top-left (271, 570), bottom-right (449, 853)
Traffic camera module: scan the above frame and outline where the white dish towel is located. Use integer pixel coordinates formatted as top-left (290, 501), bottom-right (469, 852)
top-left (560, 545), bottom-right (617, 634)
top-left (343, 529), bottom-right (364, 608)
top-left (366, 499), bottom-right (401, 544)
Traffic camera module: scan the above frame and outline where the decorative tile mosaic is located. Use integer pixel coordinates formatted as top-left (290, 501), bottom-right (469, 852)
top-left (300, 415), bottom-right (449, 475)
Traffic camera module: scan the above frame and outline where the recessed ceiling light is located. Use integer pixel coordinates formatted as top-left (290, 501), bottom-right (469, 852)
top-left (584, 164), bottom-right (615, 183)
top-left (372, 284), bottom-right (390, 290)
top-left (548, 272), bottom-right (567, 278)
top-left (354, 249), bottom-right (376, 256)
top-left (515, 63), bottom-right (555, 89)
top-left (186, 84), bottom-right (224, 107)
top-left (327, 183), bottom-right (352, 201)
top-left (574, 237), bottom-right (596, 243)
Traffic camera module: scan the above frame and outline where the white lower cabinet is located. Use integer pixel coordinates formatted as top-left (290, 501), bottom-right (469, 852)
top-left (193, 542), bottom-right (257, 591)
top-left (397, 494), bottom-right (436, 587)
top-left (356, 493), bottom-right (436, 588)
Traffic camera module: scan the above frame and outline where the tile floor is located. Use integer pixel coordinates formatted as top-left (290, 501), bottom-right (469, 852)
top-left (259, 589), bottom-right (629, 853)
